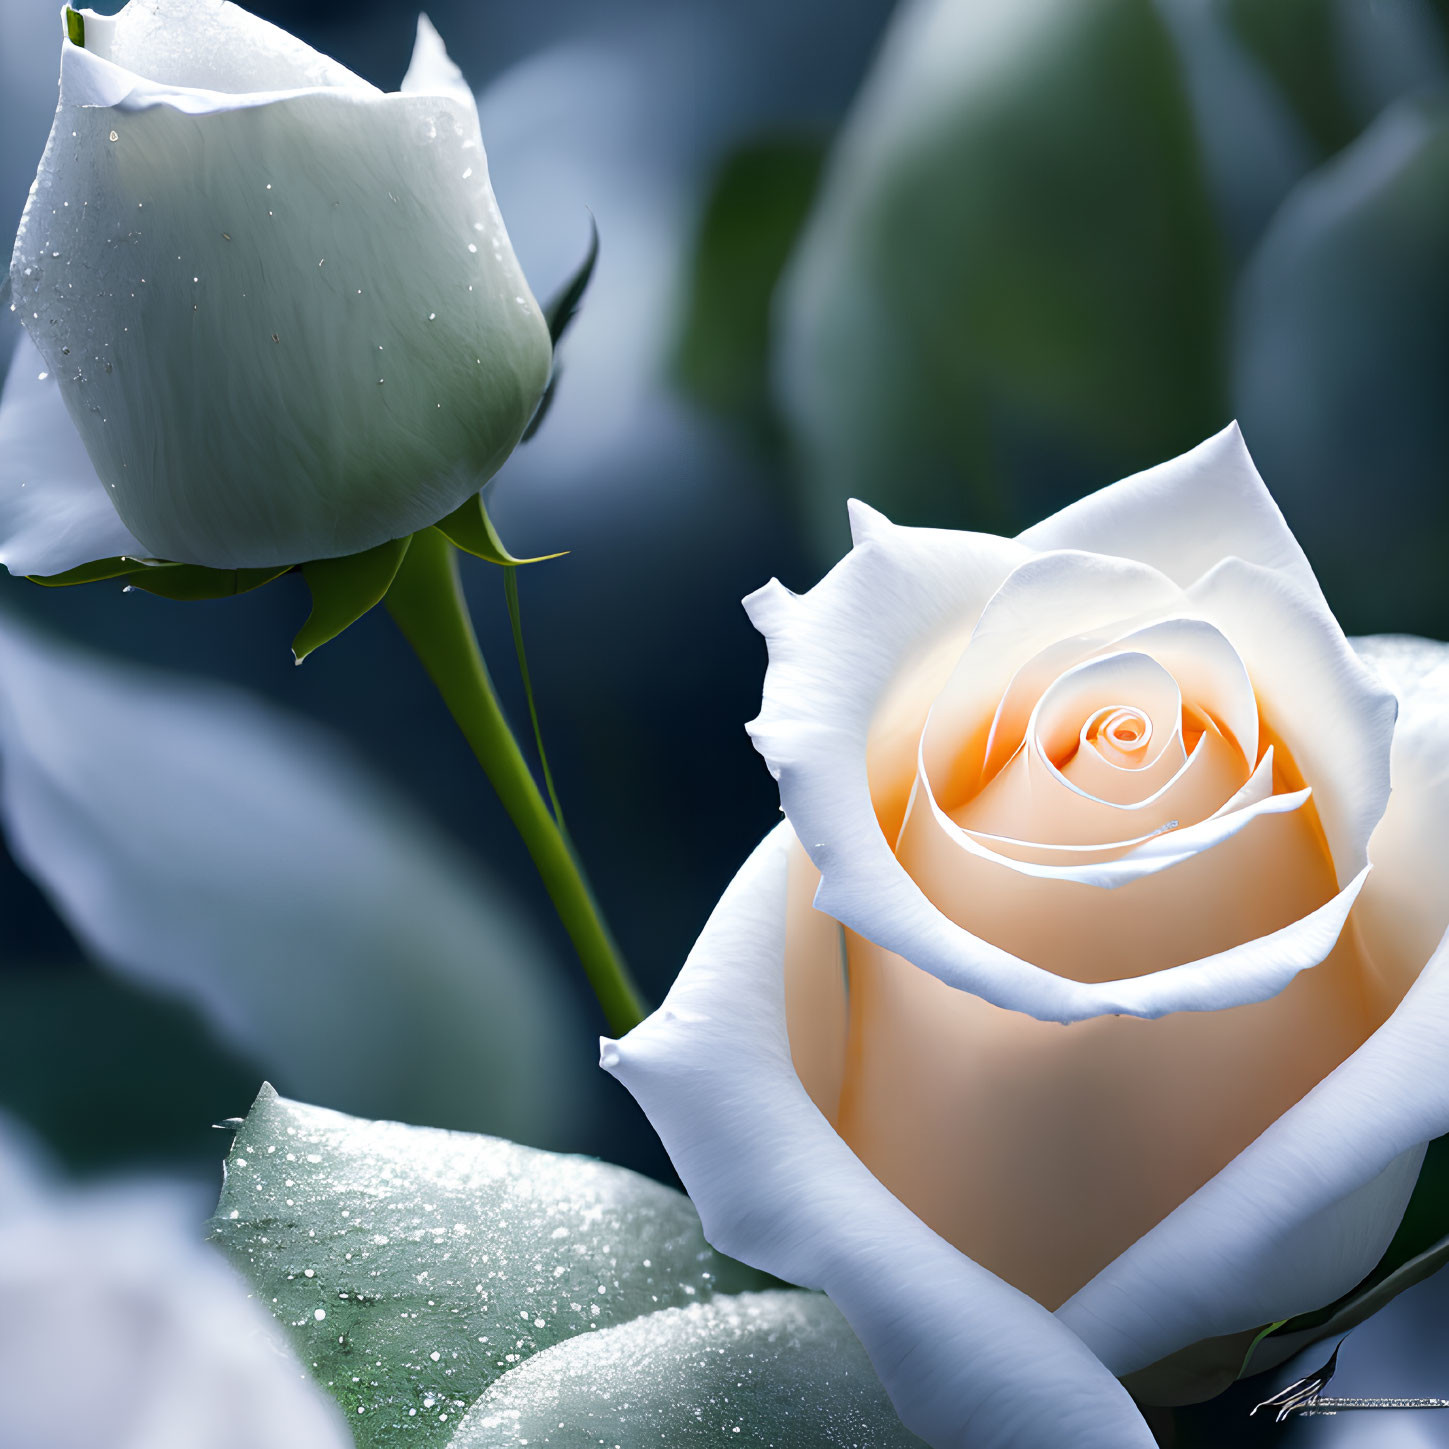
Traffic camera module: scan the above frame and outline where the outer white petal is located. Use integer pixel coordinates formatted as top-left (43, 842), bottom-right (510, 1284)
top-left (76, 0), bottom-right (376, 96)
top-left (1057, 925), bottom-right (1449, 1372)
top-left (401, 13), bottom-right (478, 114)
top-left (0, 611), bottom-right (585, 1147)
top-left (0, 331), bottom-right (147, 575)
top-left (603, 824), bottom-right (1157, 1449)
top-left (0, 1177), bottom-right (351, 1449)
top-left (1188, 558), bottom-right (1396, 882)
top-left (9, 18), bottom-right (550, 567)
top-left (1017, 422), bottom-right (1320, 595)
top-left (1353, 634), bottom-right (1449, 984)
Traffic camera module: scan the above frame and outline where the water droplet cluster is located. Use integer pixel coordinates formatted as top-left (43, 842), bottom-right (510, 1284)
top-left (454, 1292), bottom-right (928, 1447)
top-left (210, 1087), bottom-right (763, 1446)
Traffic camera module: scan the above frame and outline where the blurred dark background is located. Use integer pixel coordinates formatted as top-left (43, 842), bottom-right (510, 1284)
top-left (2, 2), bottom-right (1447, 1442)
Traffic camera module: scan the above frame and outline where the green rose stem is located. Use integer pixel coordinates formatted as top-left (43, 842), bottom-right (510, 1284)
top-left (386, 527), bottom-right (647, 1035)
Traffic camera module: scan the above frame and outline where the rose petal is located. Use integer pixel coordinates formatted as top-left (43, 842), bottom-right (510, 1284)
top-left (75, 0), bottom-right (375, 97)
top-left (0, 331), bottom-right (147, 576)
top-left (1188, 558), bottom-right (1396, 884)
top-left (1056, 928), bottom-right (1449, 1372)
top-left (400, 13), bottom-right (478, 115)
top-left (1017, 421), bottom-right (1320, 597)
top-left (1353, 634), bottom-right (1449, 998)
top-left (603, 823), bottom-right (1158, 1449)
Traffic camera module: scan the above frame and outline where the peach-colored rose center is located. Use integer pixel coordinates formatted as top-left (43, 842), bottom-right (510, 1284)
top-left (784, 626), bottom-right (1400, 1312)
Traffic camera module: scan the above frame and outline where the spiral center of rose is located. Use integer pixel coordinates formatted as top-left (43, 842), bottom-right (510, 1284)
top-left (1083, 704), bottom-right (1152, 765)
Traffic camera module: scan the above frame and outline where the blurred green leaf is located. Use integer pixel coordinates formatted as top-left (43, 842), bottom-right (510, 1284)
top-left (1233, 96), bottom-right (1449, 637)
top-left (295, 537), bottom-right (412, 662)
top-left (1220, 0), bottom-right (1359, 156)
top-left (210, 1087), bottom-right (771, 1448)
top-left (673, 136), bottom-right (826, 441)
top-left (780, 0), bottom-right (1226, 553)
top-left (125, 562), bottom-right (290, 600)
top-left (454, 1291), bottom-right (925, 1448)
top-left (0, 963), bottom-right (259, 1174)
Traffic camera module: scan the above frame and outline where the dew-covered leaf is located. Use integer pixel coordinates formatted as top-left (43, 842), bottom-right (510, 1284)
top-left (209, 1087), bottom-right (769, 1447)
top-left (453, 1291), bottom-right (925, 1448)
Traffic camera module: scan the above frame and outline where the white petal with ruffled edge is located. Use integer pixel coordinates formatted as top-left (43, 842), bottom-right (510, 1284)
top-left (0, 332), bottom-right (146, 576)
top-left (1018, 422), bottom-right (1318, 596)
top-left (604, 823), bottom-right (1157, 1449)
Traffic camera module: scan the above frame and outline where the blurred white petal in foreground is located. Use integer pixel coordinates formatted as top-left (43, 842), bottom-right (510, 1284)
top-left (0, 1120), bottom-right (350, 1449)
top-left (0, 610), bottom-right (586, 1145)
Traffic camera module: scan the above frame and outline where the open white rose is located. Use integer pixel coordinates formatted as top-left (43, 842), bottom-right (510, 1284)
top-left (605, 427), bottom-right (1449, 1447)
top-left (4, 0), bottom-right (550, 571)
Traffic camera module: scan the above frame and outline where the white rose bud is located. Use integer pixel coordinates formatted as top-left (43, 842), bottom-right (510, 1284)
top-left (7, 0), bottom-right (551, 570)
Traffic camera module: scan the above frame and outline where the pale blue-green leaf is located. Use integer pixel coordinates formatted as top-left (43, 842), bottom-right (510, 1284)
top-left (0, 611), bottom-right (586, 1147)
top-left (454, 1291), bottom-right (925, 1448)
top-left (209, 1087), bottom-right (770, 1449)
top-left (1234, 96), bottom-right (1449, 636)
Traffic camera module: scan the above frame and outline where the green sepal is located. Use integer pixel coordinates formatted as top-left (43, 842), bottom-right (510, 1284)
top-left (210, 1087), bottom-right (770, 1447)
top-left (125, 563), bottom-right (291, 601)
top-left (672, 136), bottom-right (825, 440)
top-left (64, 5), bottom-right (84, 46)
top-left (435, 495), bottom-right (565, 567)
top-left (28, 555), bottom-right (159, 587)
top-left (520, 215), bottom-right (599, 444)
top-left (293, 535), bottom-right (412, 662)
top-left (542, 212), bottom-right (599, 348)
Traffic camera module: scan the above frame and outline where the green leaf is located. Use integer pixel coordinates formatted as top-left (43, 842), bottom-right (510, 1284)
top-left (125, 563), bottom-right (291, 601)
top-left (453, 1291), bottom-right (925, 1448)
top-left (64, 5), bottom-right (84, 46)
top-left (780, 0), bottom-right (1225, 554)
top-left (672, 136), bottom-right (826, 441)
top-left (1222, 0), bottom-right (1358, 157)
top-left (209, 1087), bottom-right (770, 1447)
top-left (434, 500), bottom-right (564, 567)
top-left (294, 537), bottom-right (412, 663)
